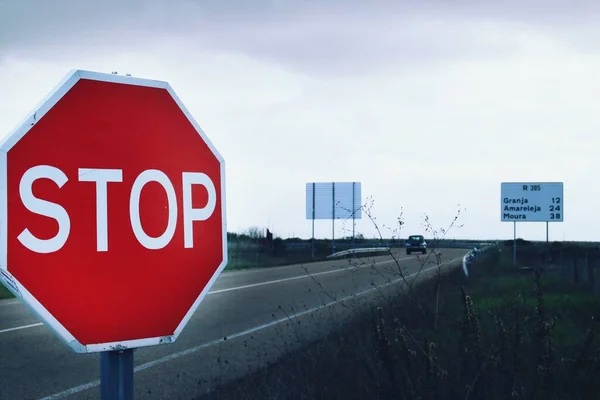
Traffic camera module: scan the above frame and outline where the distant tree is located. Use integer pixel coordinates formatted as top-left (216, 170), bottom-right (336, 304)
top-left (246, 226), bottom-right (264, 240)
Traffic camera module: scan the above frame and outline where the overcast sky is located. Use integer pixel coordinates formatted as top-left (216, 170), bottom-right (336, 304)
top-left (2, 0), bottom-right (600, 241)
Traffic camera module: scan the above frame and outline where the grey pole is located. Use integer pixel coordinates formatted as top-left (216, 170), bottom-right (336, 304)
top-left (101, 349), bottom-right (134, 400)
top-left (546, 221), bottom-right (550, 266)
top-left (352, 182), bottom-right (355, 249)
top-left (332, 182), bottom-right (335, 255)
top-left (513, 221), bottom-right (517, 266)
top-left (311, 183), bottom-right (315, 259)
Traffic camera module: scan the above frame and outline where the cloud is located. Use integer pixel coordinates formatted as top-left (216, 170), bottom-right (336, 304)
top-left (2, 0), bottom-right (600, 240)
top-left (3, 0), bottom-right (598, 77)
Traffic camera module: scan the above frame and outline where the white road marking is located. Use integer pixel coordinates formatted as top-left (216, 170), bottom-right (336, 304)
top-left (0, 300), bottom-right (20, 306)
top-left (0, 322), bottom-right (43, 334)
top-left (221, 252), bottom-right (403, 276)
top-left (38, 258), bottom-right (460, 400)
top-left (207, 256), bottom-right (411, 294)
top-left (39, 381), bottom-right (100, 400)
top-left (0, 256), bottom-right (413, 335)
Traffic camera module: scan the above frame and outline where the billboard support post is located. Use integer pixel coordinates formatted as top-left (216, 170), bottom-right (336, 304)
top-left (311, 183), bottom-right (315, 259)
top-left (332, 182), bottom-right (335, 255)
top-left (352, 182), bottom-right (356, 249)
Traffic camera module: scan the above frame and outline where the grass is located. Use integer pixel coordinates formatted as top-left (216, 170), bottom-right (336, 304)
top-left (198, 245), bottom-right (600, 400)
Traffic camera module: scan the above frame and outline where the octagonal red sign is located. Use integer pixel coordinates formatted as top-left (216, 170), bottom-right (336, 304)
top-left (0, 70), bottom-right (227, 353)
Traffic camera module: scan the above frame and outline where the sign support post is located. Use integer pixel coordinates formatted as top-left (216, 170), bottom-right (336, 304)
top-left (352, 182), bottom-right (356, 249)
top-left (501, 182), bottom-right (564, 268)
top-left (311, 183), bottom-right (315, 259)
top-left (546, 221), bottom-right (550, 266)
top-left (332, 182), bottom-right (335, 255)
top-left (513, 222), bottom-right (517, 266)
top-left (101, 349), bottom-right (134, 400)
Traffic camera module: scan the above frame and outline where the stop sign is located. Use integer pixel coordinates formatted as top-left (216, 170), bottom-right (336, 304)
top-left (0, 70), bottom-right (227, 353)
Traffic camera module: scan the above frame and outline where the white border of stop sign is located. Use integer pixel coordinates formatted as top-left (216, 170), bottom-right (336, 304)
top-left (0, 70), bottom-right (228, 353)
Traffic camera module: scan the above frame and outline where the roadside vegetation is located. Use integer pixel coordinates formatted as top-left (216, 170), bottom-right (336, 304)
top-left (226, 204), bottom-right (483, 271)
top-left (199, 238), bottom-right (600, 400)
top-left (0, 284), bottom-right (11, 300)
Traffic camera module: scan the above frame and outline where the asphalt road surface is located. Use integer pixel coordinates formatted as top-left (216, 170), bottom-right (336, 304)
top-left (0, 248), bottom-right (468, 400)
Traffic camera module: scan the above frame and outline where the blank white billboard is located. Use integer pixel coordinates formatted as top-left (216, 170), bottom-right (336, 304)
top-left (306, 182), bottom-right (362, 220)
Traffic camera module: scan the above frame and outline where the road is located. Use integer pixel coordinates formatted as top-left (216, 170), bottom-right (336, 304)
top-left (0, 248), bottom-right (467, 400)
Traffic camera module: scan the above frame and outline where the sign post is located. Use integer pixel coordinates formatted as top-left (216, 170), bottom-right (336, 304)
top-left (501, 182), bottom-right (564, 266)
top-left (0, 70), bottom-right (227, 398)
top-left (513, 221), bottom-right (517, 266)
top-left (546, 221), bottom-right (550, 265)
top-left (101, 349), bottom-right (134, 400)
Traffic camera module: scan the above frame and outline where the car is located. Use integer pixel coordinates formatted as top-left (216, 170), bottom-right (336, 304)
top-left (406, 235), bottom-right (427, 255)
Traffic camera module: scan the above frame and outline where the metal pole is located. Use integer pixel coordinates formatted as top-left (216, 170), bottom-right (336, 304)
top-left (311, 183), bottom-right (315, 259)
top-left (332, 182), bottom-right (335, 255)
top-left (546, 221), bottom-right (549, 266)
top-left (513, 221), bottom-right (517, 267)
top-left (311, 219), bottom-right (315, 259)
top-left (352, 182), bottom-right (355, 249)
top-left (101, 349), bottom-right (134, 400)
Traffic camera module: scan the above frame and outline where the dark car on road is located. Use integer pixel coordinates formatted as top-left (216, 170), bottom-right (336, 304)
top-left (405, 235), bottom-right (427, 255)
